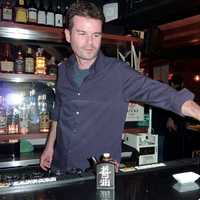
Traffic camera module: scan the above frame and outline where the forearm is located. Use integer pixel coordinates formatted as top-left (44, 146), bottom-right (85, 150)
top-left (181, 100), bottom-right (200, 121)
top-left (46, 121), bottom-right (57, 149)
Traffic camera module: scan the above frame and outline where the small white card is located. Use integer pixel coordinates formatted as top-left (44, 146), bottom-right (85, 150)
top-left (103, 3), bottom-right (118, 22)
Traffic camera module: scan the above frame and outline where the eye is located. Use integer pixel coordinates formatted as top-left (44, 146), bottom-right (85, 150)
top-left (79, 32), bottom-right (86, 35)
top-left (77, 31), bottom-right (86, 36)
top-left (93, 33), bottom-right (101, 38)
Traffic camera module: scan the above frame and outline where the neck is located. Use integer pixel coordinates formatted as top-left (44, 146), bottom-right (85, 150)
top-left (75, 56), bottom-right (96, 70)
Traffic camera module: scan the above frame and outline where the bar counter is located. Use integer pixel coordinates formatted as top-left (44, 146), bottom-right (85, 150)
top-left (0, 158), bottom-right (200, 200)
top-left (0, 151), bottom-right (40, 168)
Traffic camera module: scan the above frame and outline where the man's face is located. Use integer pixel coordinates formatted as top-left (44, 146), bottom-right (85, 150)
top-left (65, 16), bottom-right (102, 66)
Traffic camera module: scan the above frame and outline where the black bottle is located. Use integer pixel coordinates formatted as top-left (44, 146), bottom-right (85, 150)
top-left (28, 0), bottom-right (37, 24)
top-left (55, 0), bottom-right (63, 27)
top-left (96, 153), bottom-right (115, 189)
top-left (46, 1), bottom-right (55, 27)
top-left (37, 0), bottom-right (46, 25)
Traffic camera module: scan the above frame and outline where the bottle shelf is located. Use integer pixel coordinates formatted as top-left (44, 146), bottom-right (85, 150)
top-left (0, 72), bottom-right (56, 82)
top-left (0, 21), bottom-right (142, 46)
top-left (0, 133), bottom-right (48, 141)
top-left (0, 21), bottom-right (64, 43)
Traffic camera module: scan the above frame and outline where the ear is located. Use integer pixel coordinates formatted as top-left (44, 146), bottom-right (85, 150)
top-left (64, 29), bottom-right (71, 43)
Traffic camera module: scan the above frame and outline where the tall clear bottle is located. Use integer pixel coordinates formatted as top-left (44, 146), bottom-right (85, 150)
top-left (0, 96), bottom-right (7, 134)
top-left (7, 106), bottom-right (19, 134)
top-left (19, 93), bottom-right (29, 135)
top-left (28, 89), bottom-right (39, 133)
top-left (39, 94), bottom-right (50, 133)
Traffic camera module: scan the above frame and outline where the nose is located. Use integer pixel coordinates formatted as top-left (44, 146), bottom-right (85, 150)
top-left (87, 35), bottom-right (93, 45)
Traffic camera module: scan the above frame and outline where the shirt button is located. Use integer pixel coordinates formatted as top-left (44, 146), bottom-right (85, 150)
top-left (77, 93), bottom-right (80, 96)
top-left (76, 111), bottom-right (79, 115)
top-left (73, 129), bottom-right (77, 133)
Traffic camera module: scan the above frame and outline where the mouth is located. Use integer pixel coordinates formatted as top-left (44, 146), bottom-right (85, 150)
top-left (85, 48), bottom-right (94, 52)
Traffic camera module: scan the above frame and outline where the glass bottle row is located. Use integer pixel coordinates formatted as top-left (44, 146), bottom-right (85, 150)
top-left (1, 0), bottom-right (69, 28)
top-left (0, 91), bottom-right (50, 135)
top-left (0, 43), bottom-right (57, 75)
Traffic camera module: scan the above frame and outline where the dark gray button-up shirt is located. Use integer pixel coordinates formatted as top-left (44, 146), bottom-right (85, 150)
top-left (51, 52), bottom-right (194, 170)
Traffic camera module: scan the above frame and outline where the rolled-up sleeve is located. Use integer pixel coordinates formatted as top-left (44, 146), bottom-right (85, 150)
top-left (171, 88), bottom-right (194, 116)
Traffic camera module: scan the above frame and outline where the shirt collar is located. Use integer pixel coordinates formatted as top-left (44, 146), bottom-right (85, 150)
top-left (66, 51), bottom-right (105, 74)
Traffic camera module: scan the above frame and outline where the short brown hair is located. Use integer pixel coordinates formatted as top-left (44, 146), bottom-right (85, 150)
top-left (66, 1), bottom-right (105, 30)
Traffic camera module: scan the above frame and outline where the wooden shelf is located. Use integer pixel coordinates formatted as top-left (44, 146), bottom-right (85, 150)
top-left (0, 72), bottom-right (56, 82)
top-left (102, 33), bottom-right (143, 47)
top-left (0, 21), bottom-right (142, 46)
top-left (0, 133), bottom-right (48, 141)
top-left (0, 21), bottom-right (65, 43)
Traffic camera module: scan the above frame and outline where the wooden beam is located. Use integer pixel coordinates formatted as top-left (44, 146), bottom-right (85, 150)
top-left (159, 15), bottom-right (200, 48)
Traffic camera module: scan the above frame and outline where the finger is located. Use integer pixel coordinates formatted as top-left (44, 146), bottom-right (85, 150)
top-left (40, 162), bottom-right (49, 171)
top-left (40, 158), bottom-right (49, 170)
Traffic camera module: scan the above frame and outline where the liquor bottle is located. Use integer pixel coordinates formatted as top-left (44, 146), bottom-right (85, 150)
top-left (15, 0), bottom-right (28, 23)
top-left (25, 47), bottom-right (35, 74)
top-left (96, 153), bottom-right (115, 189)
top-left (19, 94), bottom-right (29, 135)
top-left (47, 56), bottom-right (57, 76)
top-left (2, 0), bottom-right (13, 21)
top-left (15, 48), bottom-right (25, 74)
top-left (46, 1), bottom-right (54, 27)
top-left (39, 94), bottom-right (49, 133)
top-left (37, 0), bottom-right (46, 25)
top-left (7, 106), bottom-right (19, 134)
top-left (0, 96), bottom-right (7, 134)
top-left (28, 89), bottom-right (39, 133)
top-left (0, 43), bottom-right (14, 73)
top-left (55, 0), bottom-right (63, 27)
top-left (28, 0), bottom-right (37, 24)
top-left (0, 2), bottom-right (1, 21)
top-left (37, 94), bottom-right (43, 112)
top-left (35, 48), bottom-right (46, 75)
top-left (63, 2), bottom-right (69, 27)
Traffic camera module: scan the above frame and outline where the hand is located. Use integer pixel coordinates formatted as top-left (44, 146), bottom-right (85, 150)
top-left (166, 117), bottom-right (177, 132)
top-left (110, 160), bottom-right (120, 173)
top-left (40, 146), bottom-right (54, 171)
top-left (181, 100), bottom-right (200, 121)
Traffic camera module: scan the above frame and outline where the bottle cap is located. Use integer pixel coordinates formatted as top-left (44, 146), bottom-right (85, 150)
top-left (103, 153), bottom-right (110, 158)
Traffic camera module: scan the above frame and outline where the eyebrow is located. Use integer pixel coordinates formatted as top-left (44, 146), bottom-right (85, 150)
top-left (75, 29), bottom-right (102, 35)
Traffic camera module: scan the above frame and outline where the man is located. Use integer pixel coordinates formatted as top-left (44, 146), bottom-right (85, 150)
top-left (40, 1), bottom-right (200, 172)
top-left (165, 74), bottom-right (188, 160)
